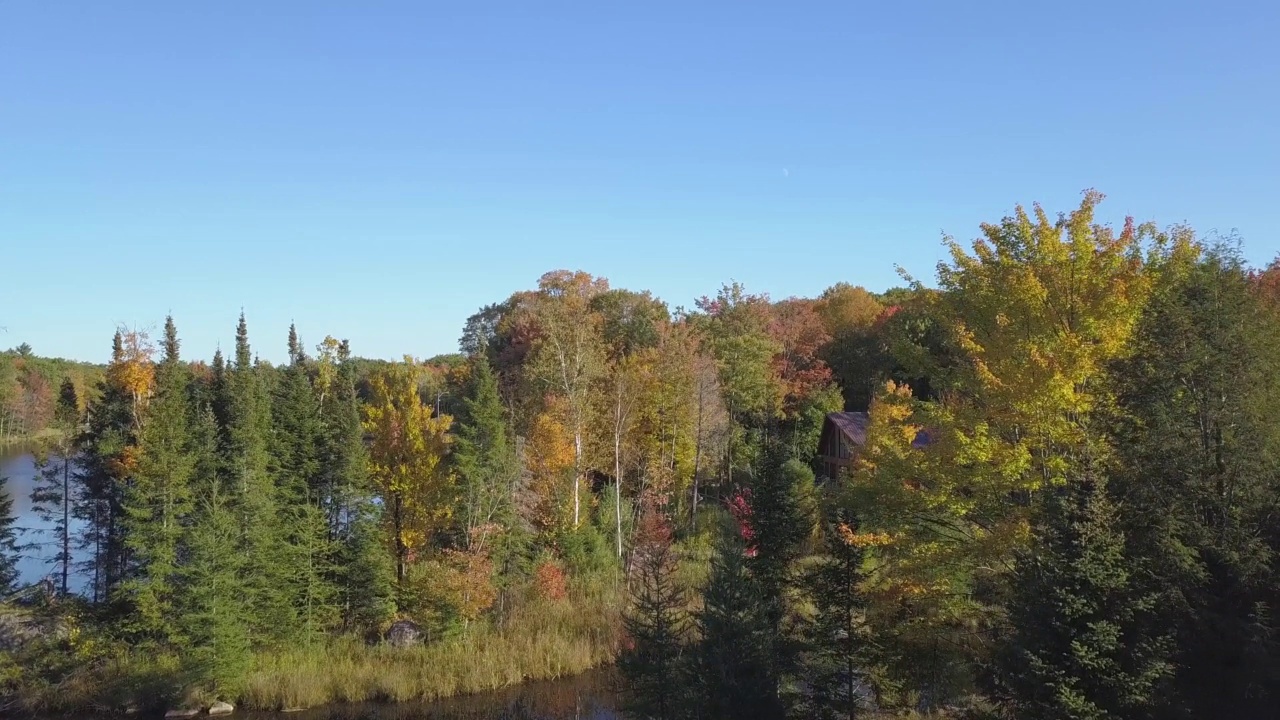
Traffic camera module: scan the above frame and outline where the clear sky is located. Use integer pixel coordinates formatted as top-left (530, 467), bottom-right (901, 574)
top-left (3, 1), bottom-right (1277, 364)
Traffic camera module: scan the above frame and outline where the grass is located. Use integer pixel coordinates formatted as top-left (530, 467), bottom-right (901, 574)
top-left (237, 581), bottom-right (623, 711)
top-left (4, 579), bottom-right (623, 716)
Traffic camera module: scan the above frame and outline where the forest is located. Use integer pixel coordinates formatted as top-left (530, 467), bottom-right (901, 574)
top-left (2, 191), bottom-right (1280, 720)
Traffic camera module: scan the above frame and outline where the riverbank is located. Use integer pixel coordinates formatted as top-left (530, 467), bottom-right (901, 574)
top-left (4, 581), bottom-right (623, 716)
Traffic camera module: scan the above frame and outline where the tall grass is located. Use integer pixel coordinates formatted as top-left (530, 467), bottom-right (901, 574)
top-left (238, 584), bottom-right (623, 711)
top-left (6, 580), bottom-right (622, 716)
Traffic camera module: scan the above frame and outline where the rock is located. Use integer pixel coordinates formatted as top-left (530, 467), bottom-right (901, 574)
top-left (165, 710), bottom-right (200, 719)
top-left (281, 707), bottom-right (306, 713)
top-left (0, 603), bottom-right (69, 653)
top-left (385, 619), bottom-right (423, 648)
top-left (208, 701), bottom-right (234, 716)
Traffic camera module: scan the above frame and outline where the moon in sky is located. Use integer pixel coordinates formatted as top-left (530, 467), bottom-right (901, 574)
top-left (783, 168), bottom-right (789, 178)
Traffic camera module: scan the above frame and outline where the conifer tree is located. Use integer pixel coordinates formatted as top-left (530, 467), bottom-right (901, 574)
top-left (453, 355), bottom-right (518, 553)
top-left (797, 511), bottom-right (871, 720)
top-left (317, 337), bottom-right (394, 631)
top-left (992, 471), bottom-right (1170, 720)
top-left (695, 520), bottom-right (784, 720)
top-left (175, 406), bottom-right (252, 691)
top-left (619, 503), bottom-right (690, 720)
top-left (29, 379), bottom-right (80, 595)
top-left (271, 326), bottom-right (337, 638)
top-left (222, 313), bottom-right (295, 639)
top-left (118, 316), bottom-right (195, 641)
top-left (0, 475), bottom-right (20, 593)
top-left (1111, 247), bottom-right (1280, 717)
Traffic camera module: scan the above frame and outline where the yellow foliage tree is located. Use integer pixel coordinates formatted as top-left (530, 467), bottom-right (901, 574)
top-left (850, 192), bottom-right (1156, 691)
top-left (363, 358), bottom-right (455, 583)
top-left (525, 397), bottom-right (578, 533)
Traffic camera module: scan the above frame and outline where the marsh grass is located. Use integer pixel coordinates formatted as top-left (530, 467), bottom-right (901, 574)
top-left (238, 584), bottom-right (623, 711)
top-left (6, 580), bottom-right (623, 716)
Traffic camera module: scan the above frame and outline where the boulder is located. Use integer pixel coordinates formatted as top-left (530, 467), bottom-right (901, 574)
top-left (165, 710), bottom-right (200, 719)
top-left (385, 619), bottom-right (423, 648)
top-left (208, 701), bottom-right (234, 716)
top-left (0, 603), bottom-right (68, 653)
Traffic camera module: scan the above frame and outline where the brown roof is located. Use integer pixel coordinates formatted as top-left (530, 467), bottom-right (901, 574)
top-left (827, 411), bottom-right (932, 448)
top-left (826, 411), bottom-right (870, 446)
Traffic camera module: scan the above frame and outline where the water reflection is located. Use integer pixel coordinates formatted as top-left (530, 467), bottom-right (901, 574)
top-left (240, 670), bottom-right (621, 720)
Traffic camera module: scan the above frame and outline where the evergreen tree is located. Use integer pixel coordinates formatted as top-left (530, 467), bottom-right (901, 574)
top-left (270, 326), bottom-right (337, 639)
top-left (796, 509), bottom-right (870, 720)
top-left (29, 380), bottom-right (80, 595)
top-left (618, 504), bottom-right (690, 720)
top-left (175, 408), bottom-right (252, 692)
top-left (118, 316), bottom-right (195, 641)
top-left (221, 312), bottom-right (295, 640)
top-left (0, 475), bottom-right (20, 593)
top-left (744, 453), bottom-right (813, 700)
top-left (78, 331), bottom-right (143, 601)
top-left (317, 336), bottom-right (394, 631)
top-left (453, 355), bottom-right (519, 550)
top-left (1111, 248), bottom-right (1280, 717)
top-left (991, 471), bottom-right (1171, 720)
top-left (695, 520), bottom-right (784, 720)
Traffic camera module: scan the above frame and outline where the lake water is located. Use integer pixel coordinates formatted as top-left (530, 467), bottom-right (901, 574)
top-left (241, 670), bottom-right (621, 720)
top-left (1, 445), bottom-right (85, 589)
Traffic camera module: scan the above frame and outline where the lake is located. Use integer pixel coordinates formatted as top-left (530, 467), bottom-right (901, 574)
top-left (240, 670), bottom-right (621, 720)
top-left (1, 445), bottom-right (85, 589)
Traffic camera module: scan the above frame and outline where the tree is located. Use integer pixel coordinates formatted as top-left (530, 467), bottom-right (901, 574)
top-left (1111, 245), bottom-right (1280, 717)
top-left (270, 325), bottom-right (338, 639)
top-left (527, 270), bottom-right (607, 527)
top-left (221, 312), bottom-right (294, 639)
top-left (363, 358), bottom-right (454, 584)
top-left (29, 380), bottom-right (80, 595)
top-left (0, 475), bottom-right (20, 593)
top-left (452, 355), bottom-right (518, 556)
top-left (850, 193), bottom-right (1157, 705)
top-left (695, 519), bottom-right (784, 720)
top-left (797, 513), bottom-right (873, 720)
top-left (619, 502), bottom-right (691, 720)
top-left (991, 471), bottom-right (1171, 720)
top-left (118, 316), bottom-right (195, 640)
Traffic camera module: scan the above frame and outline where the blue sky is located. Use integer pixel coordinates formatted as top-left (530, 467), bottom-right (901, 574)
top-left (3, 1), bottom-right (1277, 364)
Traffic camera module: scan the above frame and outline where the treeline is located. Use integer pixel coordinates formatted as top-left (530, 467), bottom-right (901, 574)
top-left (1, 258), bottom-right (911, 712)
top-left (0, 345), bottom-right (102, 444)
top-left (618, 192), bottom-right (1280, 720)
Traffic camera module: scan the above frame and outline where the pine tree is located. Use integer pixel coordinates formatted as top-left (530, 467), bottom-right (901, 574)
top-left (619, 504), bottom-right (690, 720)
top-left (0, 475), bottom-right (21, 593)
top-left (453, 355), bottom-right (518, 553)
top-left (118, 316), bottom-right (195, 641)
top-left (992, 472), bottom-right (1170, 720)
top-left (695, 520), bottom-right (784, 720)
top-left (797, 510), bottom-right (871, 720)
top-left (1111, 247), bottom-right (1280, 717)
top-left (221, 312), bottom-right (295, 640)
top-left (29, 380), bottom-right (80, 595)
top-left (744, 453), bottom-right (813, 700)
top-left (270, 326), bottom-right (337, 639)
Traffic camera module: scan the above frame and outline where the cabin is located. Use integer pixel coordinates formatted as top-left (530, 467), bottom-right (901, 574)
top-left (818, 410), bottom-right (932, 480)
top-left (818, 411), bottom-right (869, 480)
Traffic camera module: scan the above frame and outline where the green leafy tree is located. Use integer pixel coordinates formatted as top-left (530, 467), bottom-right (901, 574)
top-left (453, 355), bottom-right (518, 555)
